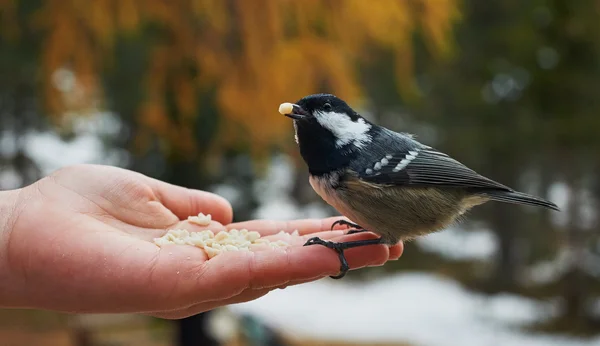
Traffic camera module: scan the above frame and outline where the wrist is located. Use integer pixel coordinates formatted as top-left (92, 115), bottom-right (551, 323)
top-left (0, 189), bottom-right (22, 305)
top-left (0, 188), bottom-right (20, 245)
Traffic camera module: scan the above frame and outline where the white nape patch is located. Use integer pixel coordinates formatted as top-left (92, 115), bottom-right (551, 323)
top-left (392, 149), bottom-right (421, 172)
top-left (365, 168), bottom-right (373, 174)
top-left (313, 111), bottom-right (372, 148)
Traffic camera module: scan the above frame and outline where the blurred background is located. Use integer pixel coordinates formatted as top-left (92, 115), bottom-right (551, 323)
top-left (1, 0), bottom-right (600, 345)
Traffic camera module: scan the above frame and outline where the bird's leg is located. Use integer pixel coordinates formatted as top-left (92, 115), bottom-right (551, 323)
top-left (303, 237), bottom-right (384, 279)
top-left (330, 219), bottom-right (368, 235)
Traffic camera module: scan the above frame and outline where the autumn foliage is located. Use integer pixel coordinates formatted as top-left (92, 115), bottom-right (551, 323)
top-left (0, 0), bottom-right (459, 157)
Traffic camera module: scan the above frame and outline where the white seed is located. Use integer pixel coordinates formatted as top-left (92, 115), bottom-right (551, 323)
top-left (279, 103), bottom-right (294, 115)
top-left (204, 247), bottom-right (220, 258)
top-left (224, 245), bottom-right (240, 252)
top-left (153, 219), bottom-right (297, 259)
top-left (188, 213), bottom-right (212, 226)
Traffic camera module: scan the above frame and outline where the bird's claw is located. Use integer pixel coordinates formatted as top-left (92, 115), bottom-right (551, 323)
top-left (331, 219), bottom-right (362, 230)
top-left (303, 236), bottom-right (384, 280)
top-left (303, 237), bottom-right (350, 279)
top-left (331, 219), bottom-right (368, 235)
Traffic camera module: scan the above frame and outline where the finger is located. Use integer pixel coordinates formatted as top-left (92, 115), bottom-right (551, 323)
top-left (251, 229), bottom-right (346, 247)
top-left (226, 216), bottom-right (351, 237)
top-left (257, 231), bottom-right (400, 263)
top-left (388, 242), bottom-right (404, 260)
top-left (148, 179), bottom-right (233, 224)
top-left (325, 232), bottom-right (391, 270)
top-left (176, 233), bottom-right (393, 304)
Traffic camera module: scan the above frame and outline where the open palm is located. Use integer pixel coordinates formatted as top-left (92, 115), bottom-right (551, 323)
top-left (1, 164), bottom-right (402, 318)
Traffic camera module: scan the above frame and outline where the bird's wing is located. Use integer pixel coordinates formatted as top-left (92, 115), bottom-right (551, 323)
top-left (358, 146), bottom-right (512, 191)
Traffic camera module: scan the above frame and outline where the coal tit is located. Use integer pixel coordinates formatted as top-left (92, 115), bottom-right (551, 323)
top-left (278, 93), bottom-right (560, 279)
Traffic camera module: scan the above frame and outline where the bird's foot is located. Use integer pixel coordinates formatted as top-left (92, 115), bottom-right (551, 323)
top-left (303, 236), bottom-right (384, 279)
top-left (331, 219), bottom-right (368, 235)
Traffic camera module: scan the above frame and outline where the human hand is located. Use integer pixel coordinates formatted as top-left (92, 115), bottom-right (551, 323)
top-left (0, 164), bottom-right (402, 319)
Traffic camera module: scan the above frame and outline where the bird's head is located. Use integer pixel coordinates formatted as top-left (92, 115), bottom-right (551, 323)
top-left (279, 93), bottom-right (374, 174)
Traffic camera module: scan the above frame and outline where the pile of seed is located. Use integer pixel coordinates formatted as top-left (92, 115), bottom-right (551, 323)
top-left (153, 213), bottom-right (293, 258)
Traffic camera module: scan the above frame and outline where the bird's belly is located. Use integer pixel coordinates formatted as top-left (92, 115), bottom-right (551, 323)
top-left (309, 174), bottom-right (470, 244)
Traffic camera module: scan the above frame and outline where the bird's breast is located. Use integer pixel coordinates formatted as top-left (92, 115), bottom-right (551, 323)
top-left (308, 173), bottom-right (368, 230)
top-left (308, 173), bottom-right (339, 207)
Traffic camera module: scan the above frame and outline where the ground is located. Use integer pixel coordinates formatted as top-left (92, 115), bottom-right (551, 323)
top-left (0, 309), bottom-right (413, 346)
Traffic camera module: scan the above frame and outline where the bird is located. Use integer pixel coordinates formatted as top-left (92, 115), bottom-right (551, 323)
top-left (278, 93), bottom-right (560, 279)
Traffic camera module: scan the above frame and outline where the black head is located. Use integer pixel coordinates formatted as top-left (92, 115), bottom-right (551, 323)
top-left (279, 93), bottom-right (374, 175)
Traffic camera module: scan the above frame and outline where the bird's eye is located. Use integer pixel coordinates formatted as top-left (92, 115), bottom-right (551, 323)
top-left (323, 103), bottom-right (332, 111)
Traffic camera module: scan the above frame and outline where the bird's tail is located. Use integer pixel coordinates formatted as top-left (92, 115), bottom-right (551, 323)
top-left (480, 190), bottom-right (560, 211)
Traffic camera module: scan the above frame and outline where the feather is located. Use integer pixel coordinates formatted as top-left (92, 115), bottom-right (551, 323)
top-left (360, 147), bottom-right (511, 191)
top-left (480, 190), bottom-right (560, 211)
top-left (357, 142), bottom-right (559, 211)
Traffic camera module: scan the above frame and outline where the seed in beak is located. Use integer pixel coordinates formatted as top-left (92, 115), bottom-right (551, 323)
top-left (278, 102), bottom-right (294, 115)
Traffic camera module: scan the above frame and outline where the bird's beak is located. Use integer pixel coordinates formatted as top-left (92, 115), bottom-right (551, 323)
top-left (278, 103), bottom-right (309, 120)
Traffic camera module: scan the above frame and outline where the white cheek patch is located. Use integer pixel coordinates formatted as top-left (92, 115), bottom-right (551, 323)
top-left (313, 111), bottom-right (372, 148)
